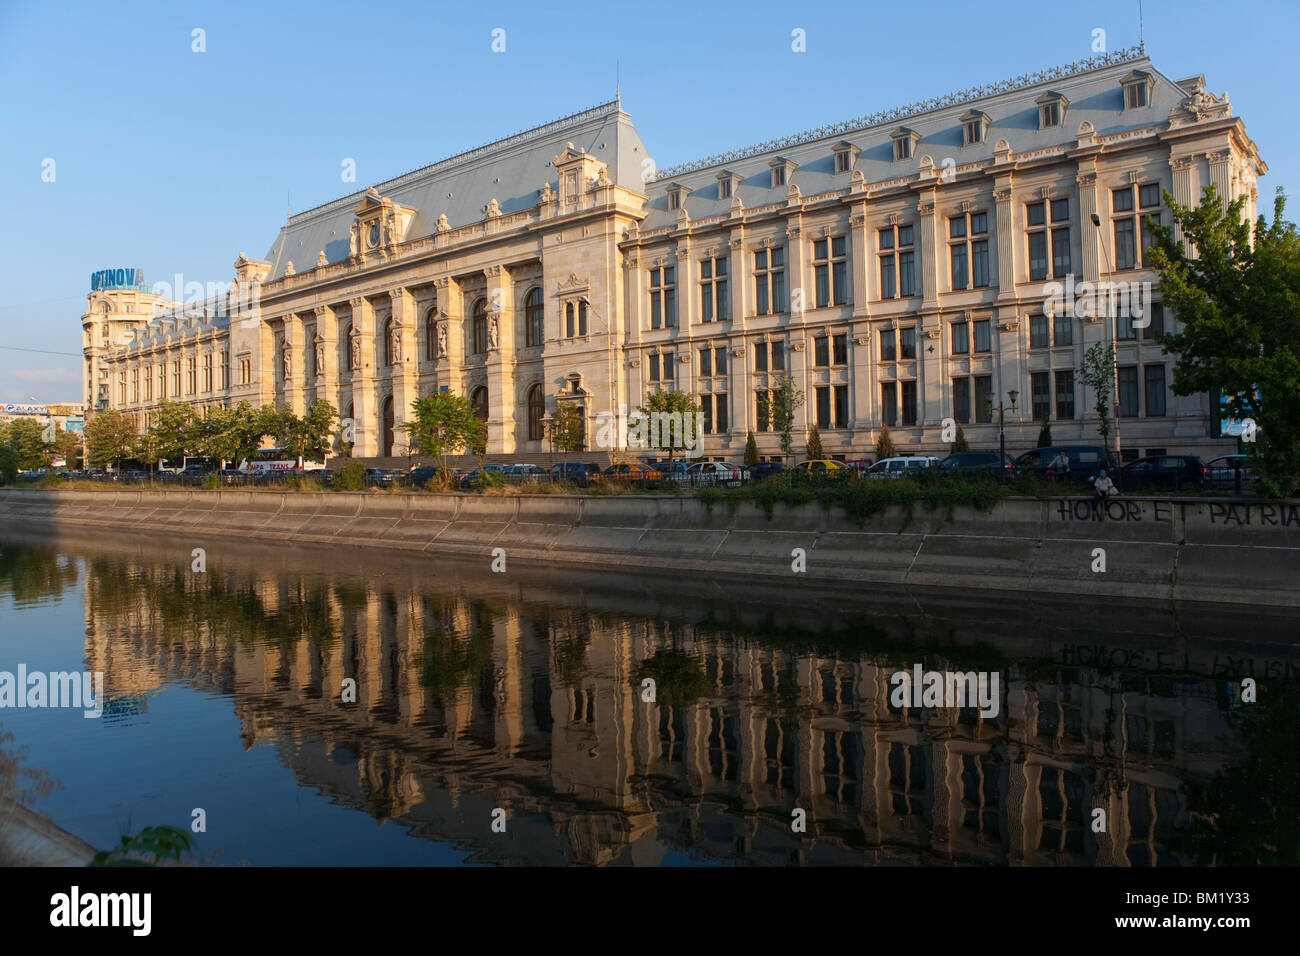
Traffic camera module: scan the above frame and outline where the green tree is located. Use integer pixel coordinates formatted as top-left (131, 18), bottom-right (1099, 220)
top-left (1080, 341), bottom-right (1116, 451)
top-left (211, 402), bottom-right (276, 467)
top-left (1147, 184), bottom-right (1300, 496)
top-left (401, 391), bottom-right (481, 473)
top-left (770, 374), bottom-right (804, 458)
top-left (952, 423), bottom-right (970, 453)
top-left (742, 430), bottom-right (759, 467)
top-left (6, 419), bottom-right (51, 471)
top-left (146, 401), bottom-right (199, 468)
top-left (637, 389), bottom-right (699, 462)
top-left (0, 445), bottom-right (17, 484)
top-left (54, 428), bottom-right (82, 470)
top-left (276, 401), bottom-right (338, 471)
top-left (84, 409), bottom-right (137, 468)
top-left (874, 423), bottom-right (895, 461)
top-left (1037, 418), bottom-right (1053, 448)
top-left (806, 425), bottom-right (824, 461)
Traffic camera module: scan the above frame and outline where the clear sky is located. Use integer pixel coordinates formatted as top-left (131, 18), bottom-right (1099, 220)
top-left (1, 0), bottom-right (1294, 404)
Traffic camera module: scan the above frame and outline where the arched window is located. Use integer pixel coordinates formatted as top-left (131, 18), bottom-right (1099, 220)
top-left (425, 305), bottom-right (437, 361)
top-left (472, 299), bottom-right (488, 354)
top-left (471, 386), bottom-right (489, 421)
top-left (382, 317), bottom-right (394, 366)
top-left (527, 384), bottom-right (545, 441)
top-left (525, 287), bottom-right (544, 347)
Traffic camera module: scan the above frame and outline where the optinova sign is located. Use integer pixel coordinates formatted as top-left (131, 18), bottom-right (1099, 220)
top-left (90, 268), bottom-right (146, 291)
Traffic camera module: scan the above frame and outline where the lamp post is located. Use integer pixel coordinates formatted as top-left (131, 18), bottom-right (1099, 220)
top-left (1090, 212), bottom-right (1123, 463)
top-left (987, 390), bottom-right (1019, 481)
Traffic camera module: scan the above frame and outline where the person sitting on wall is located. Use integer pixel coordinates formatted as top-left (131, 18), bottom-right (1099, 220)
top-left (1092, 468), bottom-right (1116, 514)
top-left (1048, 450), bottom-right (1071, 482)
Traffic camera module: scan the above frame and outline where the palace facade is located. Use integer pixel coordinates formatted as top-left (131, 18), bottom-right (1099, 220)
top-left (83, 46), bottom-right (1264, 462)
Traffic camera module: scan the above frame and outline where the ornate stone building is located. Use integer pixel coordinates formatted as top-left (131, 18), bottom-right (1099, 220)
top-left (85, 46), bottom-right (1264, 461)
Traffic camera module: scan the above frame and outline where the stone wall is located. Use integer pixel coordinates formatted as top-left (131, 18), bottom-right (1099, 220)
top-left (1, 489), bottom-right (1295, 608)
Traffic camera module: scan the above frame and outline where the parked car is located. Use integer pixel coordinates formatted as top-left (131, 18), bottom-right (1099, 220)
top-left (1119, 455), bottom-right (1209, 493)
top-left (602, 463), bottom-right (664, 488)
top-left (687, 461), bottom-right (747, 487)
top-left (648, 460), bottom-right (694, 485)
top-left (459, 463), bottom-right (508, 488)
top-left (792, 459), bottom-right (852, 478)
top-left (937, 451), bottom-right (1018, 481)
top-left (504, 463), bottom-right (545, 483)
top-left (746, 461), bottom-right (786, 481)
top-left (844, 458), bottom-right (876, 477)
top-left (178, 464), bottom-right (210, 486)
top-left (864, 456), bottom-right (939, 479)
top-left (303, 468), bottom-right (334, 486)
top-left (364, 468), bottom-right (396, 488)
top-left (1015, 445), bottom-right (1117, 484)
top-left (550, 462), bottom-right (602, 488)
top-left (1206, 454), bottom-right (1259, 490)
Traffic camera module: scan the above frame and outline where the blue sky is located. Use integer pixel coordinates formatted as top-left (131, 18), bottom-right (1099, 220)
top-left (1, 0), bottom-right (1295, 404)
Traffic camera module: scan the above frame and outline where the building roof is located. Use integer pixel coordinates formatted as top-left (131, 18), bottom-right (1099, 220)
top-left (638, 46), bottom-right (1194, 231)
top-left (261, 99), bottom-right (651, 281)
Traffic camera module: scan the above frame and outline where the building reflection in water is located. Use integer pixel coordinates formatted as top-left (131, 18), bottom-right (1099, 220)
top-left (57, 540), bottom-right (1296, 867)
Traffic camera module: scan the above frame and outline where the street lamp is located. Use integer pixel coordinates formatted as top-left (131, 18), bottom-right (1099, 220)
top-left (1090, 212), bottom-right (1123, 462)
top-left (987, 390), bottom-right (1019, 481)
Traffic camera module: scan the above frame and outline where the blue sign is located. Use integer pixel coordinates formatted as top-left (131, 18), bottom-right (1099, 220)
top-left (90, 268), bottom-right (147, 291)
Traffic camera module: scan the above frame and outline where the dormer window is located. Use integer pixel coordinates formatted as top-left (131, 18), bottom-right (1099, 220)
top-left (666, 182), bottom-right (691, 211)
top-left (717, 170), bottom-right (741, 200)
top-left (769, 156), bottom-right (797, 188)
top-left (1121, 70), bottom-right (1153, 110)
top-left (1036, 91), bottom-right (1069, 130)
top-left (960, 109), bottom-right (990, 146)
top-left (890, 127), bottom-right (920, 161)
top-left (832, 141), bottom-right (860, 174)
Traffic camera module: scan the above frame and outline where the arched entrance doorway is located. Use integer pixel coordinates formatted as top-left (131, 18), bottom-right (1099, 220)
top-left (381, 395), bottom-right (395, 457)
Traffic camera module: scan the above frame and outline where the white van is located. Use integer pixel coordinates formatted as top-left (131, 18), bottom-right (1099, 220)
top-left (864, 456), bottom-right (939, 479)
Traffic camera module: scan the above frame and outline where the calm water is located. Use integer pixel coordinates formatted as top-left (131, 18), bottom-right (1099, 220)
top-left (0, 531), bottom-right (1296, 866)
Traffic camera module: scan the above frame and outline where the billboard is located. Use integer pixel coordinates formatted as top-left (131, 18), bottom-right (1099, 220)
top-left (90, 268), bottom-right (147, 292)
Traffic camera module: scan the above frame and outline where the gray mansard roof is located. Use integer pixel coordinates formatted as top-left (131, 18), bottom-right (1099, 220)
top-left (263, 100), bottom-right (650, 281)
top-left (639, 48), bottom-right (1189, 231)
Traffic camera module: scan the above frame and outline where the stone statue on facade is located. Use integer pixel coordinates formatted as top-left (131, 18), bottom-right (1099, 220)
top-left (437, 321), bottom-right (448, 356)
top-left (488, 314), bottom-right (499, 350)
top-left (391, 325), bottom-right (402, 363)
top-left (315, 338), bottom-right (325, 376)
top-left (351, 329), bottom-right (361, 370)
top-left (282, 341), bottom-right (292, 380)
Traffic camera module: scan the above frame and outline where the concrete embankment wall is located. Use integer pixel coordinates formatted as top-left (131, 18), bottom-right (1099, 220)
top-left (1, 488), bottom-right (1297, 608)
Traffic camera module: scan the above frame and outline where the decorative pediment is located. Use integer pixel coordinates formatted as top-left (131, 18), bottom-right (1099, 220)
top-left (350, 189), bottom-right (415, 258)
top-left (556, 272), bottom-right (590, 296)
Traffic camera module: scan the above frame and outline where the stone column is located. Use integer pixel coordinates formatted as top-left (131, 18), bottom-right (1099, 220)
top-left (313, 305), bottom-right (340, 425)
top-left (1169, 156), bottom-right (1196, 250)
top-left (283, 313), bottom-right (307, 415)
top-left (1076, 169), bottom-right (1100, 283)
top-left (917, 193), bottom-right (939, 310)
top-left (389, 286), bottom-right (420, 454)
top-left (994, 180), bottom-right (1017, 295)
top-left (433, 275), bottom-right (464, 395)
top-left (484, 265), bottom-right (516, 453)
top-left (349, 295), bottom-right (378, 457)
top-left (1207, 149), bottom-right (1232, 210)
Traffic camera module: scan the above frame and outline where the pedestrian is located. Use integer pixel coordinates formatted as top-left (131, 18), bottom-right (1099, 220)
top-left (1049, 450), bottom-right (1071, 482)
top-left (1092, 468), bottom-right (1116, 509)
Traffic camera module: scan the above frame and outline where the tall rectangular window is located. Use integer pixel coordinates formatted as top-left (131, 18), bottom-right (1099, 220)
top-left (1030, 371), bottom-right (1050, 422)
top-left (816, 386), bottom-right (831, 428)
top-left (974, 375), bottom-right (992, 423)
top-left (951, 321), bottom-right (969, 355)
top-left (1144, 364), bottom-right (1167, 417)
top-left (973, 319), bottom-right (991, 353)
top-left (650, 267), bottom-right (677, 329)
top-left (833, 385), bottom-right (848, 427)
top-left (950, 211), bottom-right (989, 290)
top-left (754, 247), bottom-right (786, 315)
top-left (951, 242), bottom-right (968, 291)
top-left (700, 256), bottom-right (729, 323)
top-left (699, 348), bottom-right (712, 377)
top-left (813, 237), bottom-right (850, 307)
top-left (756, 390), bottom-right (771, 431)
top-left (881, 382), bottom-right (897, 427)
top-left (1114, 219), bottom-right (1136, 270)
top-left (1028, 232), bottom-right (1048, 281)
top-left (814, 336), bottom-right (829, 368)
top-left (1142, 303), bottom-right (1164, 341)
top-left (1118, 366), bottom-right (1140, 418)
top-left (879, 225), bottom-right (915, 298)
top-left (1030, 314), bottom-right (1050, 349)
top-left (900, 327), bottom-right (916, 360)
top-left (754, 341), bottom-right (768, 372)
top-left (832, 334), bottom-right (847, 365)
top-left (900, 380), bottom-right (917, 426)
top-left (1053, 313), bottom-right (1073, 346)
top-left (649, 353), bottom-right (660, 382)
top-left (952, 376), bottom-right (971, 423)
top-left (771, 342), bottom-right (784, 372)
top-left (880, 329), bottom-right (897, 361)
top-left (1054, 369), bottom-right (1075, 420)
top-left (715, 347), bottom-right (728, 375)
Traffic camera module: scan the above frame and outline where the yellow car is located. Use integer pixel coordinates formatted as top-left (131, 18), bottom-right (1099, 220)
top-left (792, 459), bottom-right (849, 474)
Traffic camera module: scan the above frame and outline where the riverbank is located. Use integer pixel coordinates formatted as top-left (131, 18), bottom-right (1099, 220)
top-left (1, 487), bottom-right (1296, 607)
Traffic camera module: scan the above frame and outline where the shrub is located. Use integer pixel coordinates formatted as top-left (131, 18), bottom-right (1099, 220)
top-left (334, 460), bottom-right (366, 491)
top-left (201, 473), bottom-right (220, 490)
